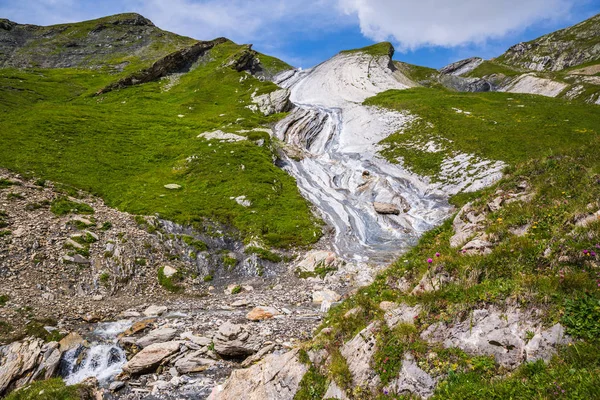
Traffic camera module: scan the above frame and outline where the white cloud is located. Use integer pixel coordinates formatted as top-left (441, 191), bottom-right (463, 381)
top-left (338, 0), bottom-right (574, 50)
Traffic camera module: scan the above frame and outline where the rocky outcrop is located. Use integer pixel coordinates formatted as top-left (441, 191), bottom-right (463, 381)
top-left (250, 89), bottom-right (291, 116)
top-left (213, 322), bottom-right (261, 358)
top-left (210, 349), bottom-right (308, 400)
top-left (136, 327), bottom-right (178, 348)
top-left (0, 338), bottom-right (62, 395)
top-left (499, 73), bottom-right (569, 97)
top-left (498, 14), bottom-right (600, 72)
top-left (98, 38), bottom-right (228, 94)
top-left (439, 57), bottom-right (484, 76)
top-left (421, 307), bottom-right (571, 370)
top-left (340, 322), bottom-right (381, 393)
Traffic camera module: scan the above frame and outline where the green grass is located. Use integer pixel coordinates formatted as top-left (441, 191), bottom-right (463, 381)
top-left (50, 197), bottom-right (94, 216)
top-left (181, 235), bottom-right (208, 252)
top-left (157, 266), bottom-right (183, 293)
top-left (432, 343), bottom-right (600, 399)
top-left (0, 41), bottom-right (322, 248)
top-left (341, 42), bottom-right (394, 57)
top-left (0, 294), bottom-right (8, 306)
top-left (5, 378), bottom-right (92, 400)
top-left (366, 88), bottom-right (600, 178)
top-left (465, 60), bottom-right (523, 78)
top-left (245, 246), bottom-right (283, 262)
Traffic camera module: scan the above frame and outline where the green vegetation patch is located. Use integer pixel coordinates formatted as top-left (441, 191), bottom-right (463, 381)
top-left (562, 294), bottom-right (600, 341)
top-left (5, 378), bottom-right (93, 400)
top-left (0, 294), bottom-right (9, 306)
top-left (245, 246), bottom-right (282, 263)
top-left (50, 197), bottom-right (94, 216)
top-left (157, 266), bottom-right (184, 293)
top-left (341, 42), bottom-right (394, 57)
top-left (181, 235), bottom-right (208, 252)
top-left (465, 60), bottom-right (523, 78)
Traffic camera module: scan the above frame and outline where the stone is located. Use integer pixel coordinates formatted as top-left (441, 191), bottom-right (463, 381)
top-left (251, 88), bottom-right (291, 116)
top-left (411, 272), bottom-right (450, 295)
top-left (66, 238), bottom-right (84, 249)
top-left (487, 196), bottom-right (504, 212)
top-left (373, 202), bottom-right (401, 215)
top-left (180, 332), bottom-right (212, 347)
top-left (174, 351), bottom-right (216, 374)
top-left (198, 130), bottom-right (247, 142)
top-left (218, 322), bottom-right (243, 340)
top-left (575, 210), bottom-right (600, 227)
top-left (143, 305), bottom-right (168, 317)
top-left (59, 332), bottom-right (84, 352)
top-left (246, 306), bottom-right (279, 321)
top-left (92, 295), bottom-right (104, 301)
top-left (121, 318), bottom-right (156, 336)
top-left (341, 321), bottom-right (381, 392)
top-left (461, 237), bottom-right (493, 255)
top-left (383, 304), bottom-right (421, 329)
top-left (231, 299), bottom-right (250, 307)
top-left (235, 195), bottom-right (252, 207)
top-left (109, 381), bottom-right (126, 392)
top-left (312, 289), bottom-right (341, 304)
top-left (162, 266), bottom-right (178, 278)
top-left (213, 323), bottom-right (261, 358)
top-left (209, 349), bottom-right (307, 400)
top-left (241, 344), bottom-right (276, 368)
top-left (295, 250), bottom-right (338, 273)
top-left (385, 354), bottom-right (436, 399)
top-left (136, 327), bottom-right (178, 348)
top-left (164, 184), bottom-right (181, 190)
top-left (122, 341), bottom-right (181, 375)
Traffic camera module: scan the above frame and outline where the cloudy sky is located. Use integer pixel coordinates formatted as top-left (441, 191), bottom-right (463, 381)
top-left (1, 0), bottom-right (598, 68)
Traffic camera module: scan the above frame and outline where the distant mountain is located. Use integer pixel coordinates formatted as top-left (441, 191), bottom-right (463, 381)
top-left (435, 13), bottom-right (600, 104)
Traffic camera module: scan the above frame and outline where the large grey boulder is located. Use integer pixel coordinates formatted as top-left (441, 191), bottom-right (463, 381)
top-left (209, 349), bottom-right (307, 400)
top-left (251, 89), bottom-right (291, 116)
top-left (122, 341), bottom-right (181, 375)
top-left (136, 327), bottom-right (178, 348)
top-left (213, 322), bottom-right (260, 357)
top-left (450, 202), bottom-right (486, 248)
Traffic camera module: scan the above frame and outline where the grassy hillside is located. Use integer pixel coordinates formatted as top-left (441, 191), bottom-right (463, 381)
top-left (0, 41), bottom-right (321, 248)
top-left (366, 88), bottom-right (600, 178)
top-left (294, 87), bottom-right (600, 398)
top-left (341, 42), bottom-right (395, 57)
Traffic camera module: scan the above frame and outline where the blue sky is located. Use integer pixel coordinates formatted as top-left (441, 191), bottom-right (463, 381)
top-left (1, 0), bottom-right (598, 69)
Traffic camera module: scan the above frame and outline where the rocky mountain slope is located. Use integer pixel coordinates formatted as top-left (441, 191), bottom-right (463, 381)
top-left (419, 13), bottom-right (600, 104)
top-left (1, 11), bottom-right (599, 400)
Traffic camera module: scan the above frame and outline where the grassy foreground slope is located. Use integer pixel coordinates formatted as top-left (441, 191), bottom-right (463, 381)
top-left (295, 88), bottom-right (600, 398)
top-left (0, 41), bottom-right (321, 248)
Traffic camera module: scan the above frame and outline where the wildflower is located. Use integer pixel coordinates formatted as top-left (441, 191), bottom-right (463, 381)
top-left (583, 250), bottom-right (589, 254)
top-left (435, 252), bottom-right (440, 257)
top-left (427, 258), bottom-right (433, 264)
top-left (592, 251), bottom-right (597, 257)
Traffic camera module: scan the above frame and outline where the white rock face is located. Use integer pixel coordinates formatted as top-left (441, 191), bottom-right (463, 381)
top-left (251, 88), bottom-right (291, 116)
top-left (500, 73), bottom-right (569, 97)
top-left (274, 52), bottom-right (454, 262)
top-left (198, 130), bottom-right (247, 142)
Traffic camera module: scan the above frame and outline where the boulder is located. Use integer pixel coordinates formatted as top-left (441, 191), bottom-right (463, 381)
top-left (59, 332), bottom-right (84, 352)
top-left (373, 202), bottom-right (401, 215)
top-left (295, 250), bottom-right (339, 274)
top-left (450, 202), bottom-right (486, 248)
top-left (136, 327), bottom-right (178, 348)
top-left (246, 306), bottom-right (279, 321)
top-left (323, 381), bottom-right (350, 399)
top-left (174, 351), bottom-right (215, 374)
top-left (251, 89), bottom-right (291, 116)
top-left (164, 184), bottom-right (181, 190)
top-left (180, 332), bottom-right (212, 347)
top-left (122, 341), bottom-right (181, 375)
top-left (525, 324), bottom-right (571, 362)
top-left (213, 322), bottom-right (260, 357)
top-left (209, 349), bottom-right (307, 400)
top-left (143, 305), bottom-right (168, 317)
top-left (121, 318), bottom-right (156, 336)
top-left (461, 236), bottom-right (494, 255)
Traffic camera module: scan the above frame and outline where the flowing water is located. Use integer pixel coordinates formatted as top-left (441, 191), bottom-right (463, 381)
top-left (274, 53), bottom-right (453, 262)
top-left (61, 320), bottom-right (131, 386)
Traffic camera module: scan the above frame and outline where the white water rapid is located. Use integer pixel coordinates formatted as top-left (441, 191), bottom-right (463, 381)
top-left (274, 52), bottom-right (453, 262)
top-left (61, 320), bottom-right (131, 386)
